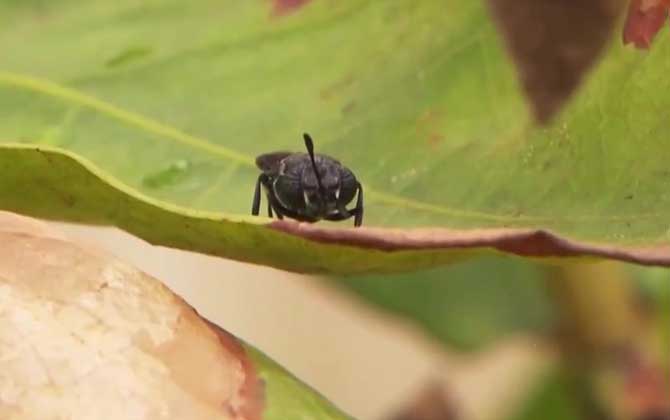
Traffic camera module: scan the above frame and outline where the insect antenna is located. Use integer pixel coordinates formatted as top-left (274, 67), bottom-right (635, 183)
top-left (303, 133), bottom-right (326, 197)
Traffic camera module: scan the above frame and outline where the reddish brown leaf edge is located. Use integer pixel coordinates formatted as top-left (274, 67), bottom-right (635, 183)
top-left (270, 220), bottom-right (670, 268)
top-left (3, 145), bottom-right (668, 274)
top-left (205, 319), bottom-right (266, 420)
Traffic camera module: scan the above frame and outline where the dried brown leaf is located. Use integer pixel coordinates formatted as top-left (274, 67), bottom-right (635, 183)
top-left (487, 0), bottom-right (626, 122)
top-left (0, 211), bottom-right (263, 420)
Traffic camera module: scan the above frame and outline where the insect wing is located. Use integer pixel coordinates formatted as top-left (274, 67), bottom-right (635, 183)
top-left (255, 152), bottom-right (292, 173)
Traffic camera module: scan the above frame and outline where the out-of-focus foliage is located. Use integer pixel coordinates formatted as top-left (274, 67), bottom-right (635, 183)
top-left (1, 0), bottom-right (670, 275)
top-left (334, 256), bottom-right (555, 351)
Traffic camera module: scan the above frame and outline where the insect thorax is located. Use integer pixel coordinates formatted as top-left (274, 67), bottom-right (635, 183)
top-left (269, 154), bottom-right (355, 217)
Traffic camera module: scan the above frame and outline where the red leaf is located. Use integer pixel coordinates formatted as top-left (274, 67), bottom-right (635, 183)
top-left (623, 0), bottom-right (670, 48)
top-left (620, 352), bottom-right (670, 418)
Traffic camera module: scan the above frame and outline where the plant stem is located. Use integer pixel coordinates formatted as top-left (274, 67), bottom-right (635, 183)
top-left (545, 261), bottom-right (645, 419)
top-left (547, 261), bottom-right (641, 359)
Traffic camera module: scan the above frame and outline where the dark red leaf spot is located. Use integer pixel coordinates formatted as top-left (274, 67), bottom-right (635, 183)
top-left (341, 101), bottom-right (356, 114)
top-left (416, 109), bottom-right (446, 149)
top-left (320, 74), bottom-right (355, 100)
top-left (272, 0), bottom-right (312, 17)
top-left (427, 133), bottom-right (445, 150)
top-left (623, 0), bottom-right (670, 49)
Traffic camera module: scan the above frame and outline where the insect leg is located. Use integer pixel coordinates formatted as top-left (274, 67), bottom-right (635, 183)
top-left (251, 175), bottom-right (263, 216)
top-left (325, 183), bottom-right (364, 226)
top-left (265, 192), bottom-right (284, 220)
top-left (270, 196), bottom-right (319, 222)
top-left (337, 203), bottom-right (351, 218)
top-left (353, 182), bottom-right (363, 227)
top-left (324, 202), bottom-right (355, 222)
top-left (272, 204), bottom-right (284, 220)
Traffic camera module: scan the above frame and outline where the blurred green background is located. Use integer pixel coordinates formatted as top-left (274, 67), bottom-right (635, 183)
top-left (1, 0), bottom-right (669, 419)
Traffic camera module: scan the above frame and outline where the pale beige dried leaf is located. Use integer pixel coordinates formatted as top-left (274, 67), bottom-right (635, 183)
top-left (0, 211), bottom-right (257, 420)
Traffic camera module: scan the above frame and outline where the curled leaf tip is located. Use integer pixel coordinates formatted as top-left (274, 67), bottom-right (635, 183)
top-left (623, 0), bottom-right (670, 48)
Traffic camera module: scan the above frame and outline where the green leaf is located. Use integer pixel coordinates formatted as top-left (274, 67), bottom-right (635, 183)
top-left (1, 0), bottom-right (669, 274)
top-left (245, 345), bottom-right (354, 420)
top-left (507, 370), bottom-right (587, 420)
top-left (333, 255), bottom-right (555, 350)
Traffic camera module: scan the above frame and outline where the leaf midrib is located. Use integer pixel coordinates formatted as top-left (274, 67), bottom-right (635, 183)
top-left (0, 71), bottom-right (663, 225)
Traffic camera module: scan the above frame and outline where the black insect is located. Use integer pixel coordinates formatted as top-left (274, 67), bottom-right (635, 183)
top-left (252, 133), bottom-right (363, 227)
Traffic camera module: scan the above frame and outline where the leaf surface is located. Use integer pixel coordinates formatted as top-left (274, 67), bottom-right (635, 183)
top-left (1, 0), bottom-right (669, 274)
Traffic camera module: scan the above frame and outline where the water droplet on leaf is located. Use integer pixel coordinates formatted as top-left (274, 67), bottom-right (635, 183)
top-left (142, 160), bottom-right (192, 189)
